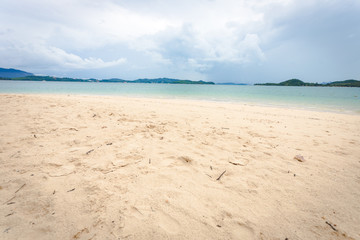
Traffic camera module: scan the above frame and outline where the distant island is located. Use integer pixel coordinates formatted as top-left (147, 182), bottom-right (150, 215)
top-left (1, 75), bottom-right (215, 85)
top-left (1, 68), bottom-right (359, 87)
top-left (255, 79), bottom-right (360, 87)
top-left (0, 68), bottom-right (34, 78)
top-left (0, 68), bottom-right (214, 85)
top-left (216, 82), bottom-right (247, 85)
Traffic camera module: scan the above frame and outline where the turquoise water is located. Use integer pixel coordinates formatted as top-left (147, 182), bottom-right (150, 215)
top-left (1, 80), bottom-right (359, 113)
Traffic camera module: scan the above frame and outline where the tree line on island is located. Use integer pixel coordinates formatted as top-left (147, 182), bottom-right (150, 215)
top-left (0, 75), bottom-right (215, 85)
top-left (255, 78), bottom-right (360, 87)
top-left (0, 68), bottom-right (214, 84)
top-left (0, 68), bottom-right (359, 86)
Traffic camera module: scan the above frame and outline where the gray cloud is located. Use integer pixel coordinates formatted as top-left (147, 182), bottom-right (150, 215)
top-left (256, 0), bottom-right (360, 83)
top-left (0, 0), bottom-right (359, 82)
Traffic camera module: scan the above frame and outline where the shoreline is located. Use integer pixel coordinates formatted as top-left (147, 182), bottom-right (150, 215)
top-left (1, 92), bottom-right (359, 116)
top-left (1, 94), bottom-right (359, 239)
top-left (1, 80), bottom-right (360, 114)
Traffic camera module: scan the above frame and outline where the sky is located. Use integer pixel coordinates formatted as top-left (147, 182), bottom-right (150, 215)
top-left (0, 0), bottom-right (359, 83)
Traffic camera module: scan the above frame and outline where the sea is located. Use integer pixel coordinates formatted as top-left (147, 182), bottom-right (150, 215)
top-left (1, 80), bottom-right (359, 114)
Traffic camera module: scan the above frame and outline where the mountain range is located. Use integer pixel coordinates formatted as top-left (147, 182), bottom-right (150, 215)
top-left (1, 68), bottom-right (359, 87)
top-left (0, 68), bottom-right (33, 78)
top-left (0, 68), bottom-right (214, 85)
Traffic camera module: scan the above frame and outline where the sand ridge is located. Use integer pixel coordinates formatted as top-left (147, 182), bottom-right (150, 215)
top-left (0, 94), bottom-right (359, 239)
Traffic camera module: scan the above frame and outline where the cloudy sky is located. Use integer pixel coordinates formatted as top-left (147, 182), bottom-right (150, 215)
top-left (0, 0), bottom-right (359, 83)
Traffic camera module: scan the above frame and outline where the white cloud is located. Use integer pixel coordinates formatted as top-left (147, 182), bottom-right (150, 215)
top-left (0, 0), bottom-right (358, 82)
top-left (0, 0), bottom-right (273, 71)
top-left (0, 43), bottom-right (126, 70)
top-left (187, 59), bottom-right (212, 74)
top-left (41, 47), bottom-right (127, 69)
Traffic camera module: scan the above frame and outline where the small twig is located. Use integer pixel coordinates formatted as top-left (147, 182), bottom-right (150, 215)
top-left (34, 134), bottom-right (37, 138)
top-left (106, 143), bottom-right (113, 145)
top-left (5, 212), bottom-right (14, 217)
top-left (67, 188), bottom-right (75, 192)
top-left (103, 164), bottom-right (130, 174)
top-left (53, 190), bottom-right (56, 195)
top-left (149, 158), bottom-right (151, 164)
top-left (206, 174), bottom-right (212, 178)
top-left (3, 227), bottom-right (11, 233)
top-left (216, 170), bottom-right (226, 181)
top-left (48, 171), bottom-right (75, 177)
top-left (86, 149), bottom-right (94, 155)
top-left (104, 161), bottom-right (140, 174)
top-left (9, 151), bottom-right (20, 158)
top-left (7, 202), bottom-right (15, 205)
top-left (132, 207), bottom-right (143, 215)
top-left (119, 163), bottom-right (130, 168)
top-left (69, 128), bottom-right (79, 131)
top-left (325, 221), bottom-right (338, 232)
top-left (229, 161), bottom-right (245, 166)
top-left (15, 183), bottom-right (26, 193)
top-left (3, 196), bottom-right (15, 205)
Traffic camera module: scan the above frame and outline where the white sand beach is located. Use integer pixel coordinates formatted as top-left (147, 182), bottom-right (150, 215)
top-left (0, 94), bottom-right (359, 240)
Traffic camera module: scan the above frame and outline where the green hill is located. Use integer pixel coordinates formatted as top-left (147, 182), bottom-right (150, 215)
top-left (255, 79), bottom-right (359, 87)
top-left (279, 79), bottom-right (309, 86)
top-left (255, 79), bottom-right (318, 86)
top-left (101, 78), bottom-right (214, 84)
top-left (327, 79), bottom-right (360, 87)
top-left (1, 71), bottom-right (214, 85)
top-left (11, 75), bottom-right (96, 82)
top-left (0, 68), bottom-right (33, 78)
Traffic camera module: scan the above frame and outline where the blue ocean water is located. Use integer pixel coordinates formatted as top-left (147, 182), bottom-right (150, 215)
top-left (1, 80), bottom-right (359, 113)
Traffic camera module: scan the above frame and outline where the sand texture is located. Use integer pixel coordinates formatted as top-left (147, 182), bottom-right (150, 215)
top-left (0, 94), bottom-right (359, 240)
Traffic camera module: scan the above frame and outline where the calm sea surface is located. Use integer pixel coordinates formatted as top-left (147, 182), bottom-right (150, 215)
top-left (1, 80), bottom-right (359, 113)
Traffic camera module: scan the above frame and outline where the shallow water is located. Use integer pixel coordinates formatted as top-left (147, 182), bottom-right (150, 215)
top-left (1, 80), bottom-right (359, 113)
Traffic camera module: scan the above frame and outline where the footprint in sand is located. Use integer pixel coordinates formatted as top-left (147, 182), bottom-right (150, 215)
top-left (246, 180), bottom-right (258, 194)
top-left (47, 165), bottom-right (75, 177)
top-left (232, 224), bottom-right (254, 239)
top-left (157, 211), bottom-right (181, 234)
top-left (226, 221), bottom-right (255, 240)
top-left (246, 180), bottom-right (258, 189)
